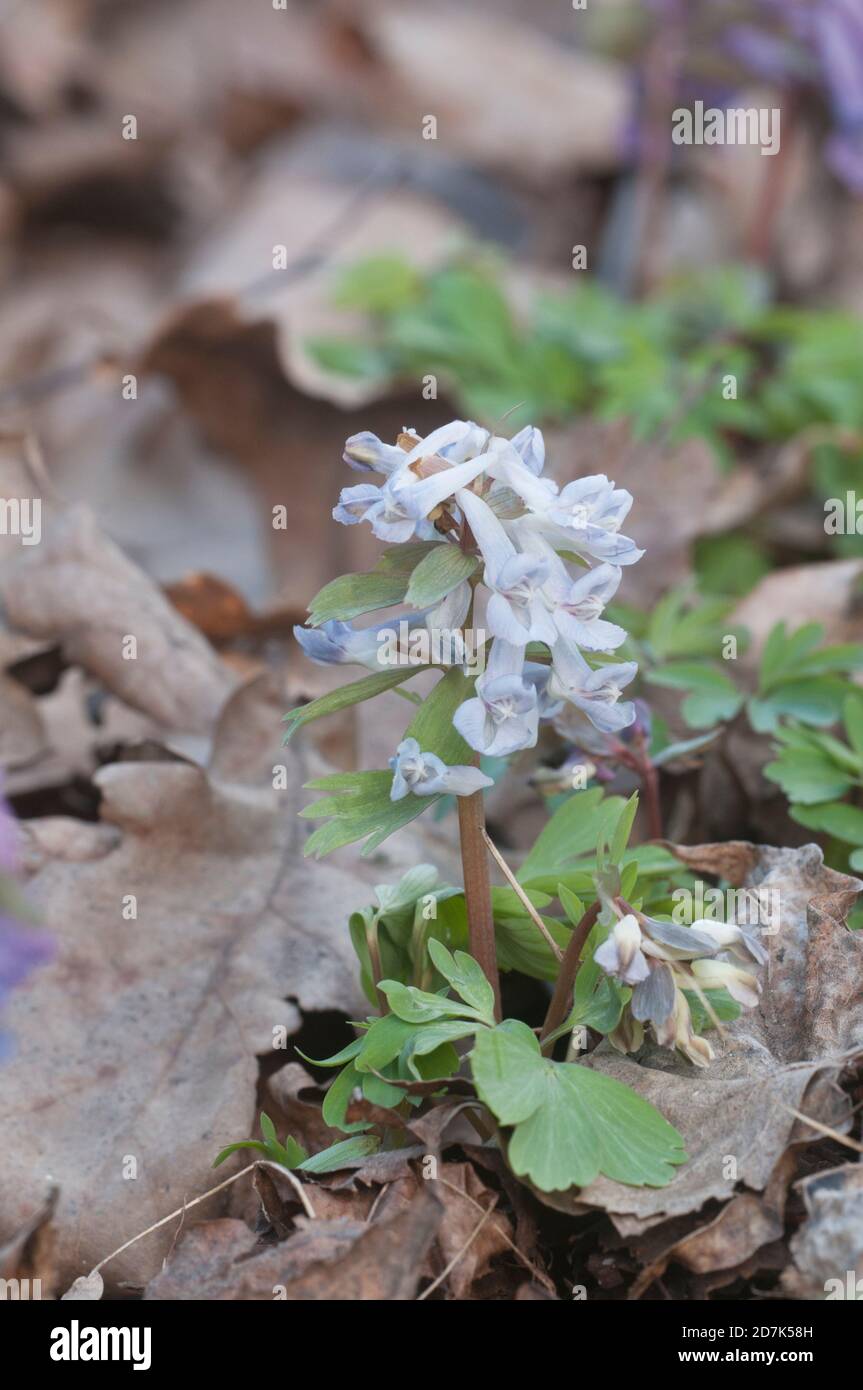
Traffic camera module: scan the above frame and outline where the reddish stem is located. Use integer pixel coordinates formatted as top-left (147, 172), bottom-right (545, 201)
top-left (539, 899), bottom-right (601, 1056)
top-left (457, 784), bottom-right (501, 1021)
top-left (640, 751), bottom-right (663, 840)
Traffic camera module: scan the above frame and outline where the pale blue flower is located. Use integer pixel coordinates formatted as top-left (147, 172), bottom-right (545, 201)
top-left (485, 446), bottom-right (559, 512)
top-left (400, 420), bottom-right (490, 465)
top-left (550, 561), bottom-right (627, 651)
top-left (325, 419), bottom-right (646, 768)
top-left (428, 582), bottom-right (472, 632)
top-left (548, 475), bottom-right (632, 533)
top-left (517, 533), bottom-right (626, 651)
top-left (523, 661), bottom-right (564, 719)
top-left (486, 553), bottom-right (557, 646)
top-left (457, 489), bottom-right (556, 647)
top-left (294, 613), bottom-right (430, 669)
top-left (343, 432), bottom-right (412, 476)
top-left (333, 482), bottom-right (384, 526)
top-left (594, 914), bottom-right (650, 987)
top-left (509, 425), bottom-right (545, 476)
top-left (389, 738), bottom-right (493, 800)
top-left (500, 467), bottom-right (642, 567)
top-left (335, 449), bottom-right (491, 543)
top-left (388, 454), bottom-right (490, 522)
top-left (548, 639), bottom-right (638, 733)
top-left (453, 641), bottom-right (539, 756)
top-left (333, 478), bottom-right (438, 542)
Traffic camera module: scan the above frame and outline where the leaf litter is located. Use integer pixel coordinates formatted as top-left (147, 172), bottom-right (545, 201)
top-left (0, 0), bottom-right (862, 1304)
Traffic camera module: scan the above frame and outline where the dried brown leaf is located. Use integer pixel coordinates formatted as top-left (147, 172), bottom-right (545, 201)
top-left (144, 1187), bottom-right (442, 1300)
top-left (559, 843), bottom-right (863, 1231)
top-left (781, 1162), bottom-right (863, 1299)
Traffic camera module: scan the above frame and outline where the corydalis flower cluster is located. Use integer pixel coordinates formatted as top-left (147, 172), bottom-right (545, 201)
top-left (297, 420), bottom-right (643, 799)
top-left (595, 908), bottom-right (767, 1068)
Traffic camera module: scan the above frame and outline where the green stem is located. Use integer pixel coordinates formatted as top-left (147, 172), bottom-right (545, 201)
top-left (457, 783), bottom-right (501, 1022)
top-left (366, 915), bottom-right (388, 1016)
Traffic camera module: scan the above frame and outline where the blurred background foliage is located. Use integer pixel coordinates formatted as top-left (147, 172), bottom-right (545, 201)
top-left (1, 0), bottom-right (863, 885)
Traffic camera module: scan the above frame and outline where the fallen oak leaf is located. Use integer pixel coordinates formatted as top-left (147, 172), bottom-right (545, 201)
top-left (0, 668), bottom-right (444, 1291)
top-left (3, 506), bottom-right (236, 734)
top-left (628, 1150), bottom-right (796, 1298)
top-left (424, 1161), bottom-right (515, 1301)
top-left (0, 653), bottom-right (457, 1292)
top-left (143, 1186), bottom-right (442, 1300)
top-left (781, 1162), bottom-right (863, 1300)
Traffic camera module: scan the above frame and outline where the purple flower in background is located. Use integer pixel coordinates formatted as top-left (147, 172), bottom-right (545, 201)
top-left (0, 919), bottom-right (53, 1007)
top-left (0, 781), bottom-right (19, 873)
top-left (627, 0), bottom-right (863, 192)
top-left (0, 785), bottom-right (53, 1057)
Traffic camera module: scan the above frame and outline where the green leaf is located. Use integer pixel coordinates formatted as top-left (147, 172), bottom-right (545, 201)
top-left (284, 666), bottom-right (424, 741)
top-left (645, 589), bottom-right (738, 661)
top-left (681, 688), bottom-right (744, 728)
top-left (212, 1139), bottom-right (269, 1168)
top-left (378, 979), bottom-right (487, 1025)
top-left (609, 792), bottom-right (639, 866)
top-left (402, 1020), bottom-right (479, 1076)
top-left (426, 939), bottom-right (496, 1023)
top-left (849, 849), bottom-right (863, 872)
top-left (282, 1135), bottom-right (309, 1167)
top-left (789, 800), bottom-right (863, 844)
top-left (518, 790), bottom-right (625, 883)
top-left (794, 643), bottom-right (863, 677)
top-left (322, 1061), bottom-right (369, 1134)
top-left (260, 1112), bottom-right (278, 1147)
top-left (405, 546), bottom-right (479, 609)
top-left (844, 693), bottom-right (863, 762)
top-left (694, 533), bottom-right (770, 597)
top-left (301, 667), bottom-right (476, 857)
top-left (757, 621), bottom-right (791, 691)
top-left (543, 964), bottom-right (628, 1047)
top-left (375, 863), bottom-right (441, 915)
top-left (758, 622), bottom-right (825, 693)
top-left (409, 1040), bottom-right (462, 1082)
top-left (377, 542), bottom-right (444, 574)
top-left (307, 571), bottom-right (409, 625)
top-left (334, 255), bottom-right (422, 315)
top-left (647, 662), bottom-right (743, 727)
top-left (494, 911), bottom-right (572, 981)
top-left (349, 913), bottom-right (378, 1007)
top-left (558, 883), bottom-right (585, 928)
top-left (747, 678), bottom-right (851, 732)
top-left (305, 338), bottom-right (391, 380)
top-left (570, 975), bottom-right (627, 1034)
top-left (470, 1020), bottom-right (545, 1123)
top-left (651, 729), bottom-right (721, 767)
top-left (429, 887), bottom-right (564, 981)
top-left (470, 1025), bottom-right (686, 1191)
top-left (684, 988), bottom-right (741, 1033)
top-left (763, 752), bottom-right (853, 804)
top-left (355, 1014), bottom-right (421, 1072)
top-left (361, 1070), bottom-right (406, 1108)
top-left (297, 1135), bottom-right (381, 1174)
